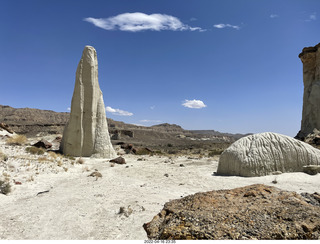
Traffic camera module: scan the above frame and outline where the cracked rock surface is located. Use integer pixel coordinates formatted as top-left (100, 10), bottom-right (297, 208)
top-left (144, 184), bottom-right (320, 240)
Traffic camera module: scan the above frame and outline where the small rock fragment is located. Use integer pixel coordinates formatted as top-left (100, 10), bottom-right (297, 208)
top-left (88, 171), bottom-right (102, 180)
top-left (118, 206), bottom-right (133, 217)
top-left (110, 156), bottom-right (126, 164)
top-left (303, 165), bottom-right (320, 175)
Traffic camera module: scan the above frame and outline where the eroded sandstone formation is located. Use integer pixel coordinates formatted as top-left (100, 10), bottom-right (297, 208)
top-left (217, 132), bottom-right (320, 177)
top-left (297, 43), bottom-right (320, 139)
top-left (143, 184), bottom-right (320, 240)
top-left (60, 46), bottom-right (116, 158)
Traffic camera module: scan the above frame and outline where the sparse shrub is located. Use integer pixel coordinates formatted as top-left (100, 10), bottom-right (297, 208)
top-left (167, 143), bottom-right (173, 147)
top-left (110, 163), bottom-right (115, 167)
top-left (208, 149), bottom-right (224, 157)
top-left (38, 156), bottom-right (48, 162)
top-left (63, 167), bottom-right (68, 172)
top-left (6, 135), bottom-right (27, 146)
top-left (27, 175), bottom-right (34, 182)
top-left (168, 150), bottom-right (178, 155)
top-left (0, 151), bottom-right (8, 161)
top-left (0, 180), bottom-right (11, 195)
top-left (76, 158), bottom-right (85, 164)
top-left (65, 155), bottom-right (75, 160)
top-left (154, 150), bottom-right (163, 155)
top-left (82, 166), bottom-right (90, 172)
top-left (57, 160), bottom-right (63, 167)
top-left (25, 146), bottom-right (45, 155)
top-left (48, 151), bottom-right (58, 159)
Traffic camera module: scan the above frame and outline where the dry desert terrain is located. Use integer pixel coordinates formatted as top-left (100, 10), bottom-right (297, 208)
top-left (1, 132), bottom-right (320, 240)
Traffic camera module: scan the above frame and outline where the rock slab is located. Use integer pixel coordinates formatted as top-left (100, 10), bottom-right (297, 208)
top-left (217, 132), bottom-right (320, 177)
top-left (60, 46), bottom-right (116, 158)
top-left (297, 43), bottom-right (320, 138)
top-left (143, 184), bottom-right (320, 240)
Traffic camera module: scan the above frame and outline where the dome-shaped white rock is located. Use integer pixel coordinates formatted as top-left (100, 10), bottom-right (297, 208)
top-left (60, 46), bottom-right (116, 158)
top-left (217, 132), bottom-right (320, 177)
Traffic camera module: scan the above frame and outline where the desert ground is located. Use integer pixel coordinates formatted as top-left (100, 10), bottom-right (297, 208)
top-left (0, 131), bottom-right (320, 240)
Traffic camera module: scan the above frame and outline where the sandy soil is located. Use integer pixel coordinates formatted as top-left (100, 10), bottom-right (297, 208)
top-left (0, 132), bottom-right (320, 240)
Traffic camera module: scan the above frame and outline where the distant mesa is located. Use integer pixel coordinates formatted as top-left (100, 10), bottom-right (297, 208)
top-left (217, 132), bottom-right (320, 177)
top-left (60, 46), bottom-right (116, 158)
top-left (296, 42), bottom-right (320, 139)
top-left (151, 123), bottom-right (184, 132)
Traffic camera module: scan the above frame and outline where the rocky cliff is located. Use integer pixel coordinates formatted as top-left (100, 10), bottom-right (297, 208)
top-left (297, 42), bottom-right (320, 139)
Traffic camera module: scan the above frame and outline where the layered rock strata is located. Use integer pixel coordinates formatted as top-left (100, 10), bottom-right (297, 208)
top-left (217, 132), bottom-right (320, 177)
top-left (60, 46), bottom-right (116, 158)
top-left (297, 43), bottom-right (320, 139)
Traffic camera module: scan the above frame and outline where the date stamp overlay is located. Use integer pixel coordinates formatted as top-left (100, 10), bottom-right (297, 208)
top-left (144, 241), bottom-right (176, 244)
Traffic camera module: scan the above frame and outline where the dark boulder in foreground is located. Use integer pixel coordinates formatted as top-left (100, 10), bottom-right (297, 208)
top-left (143, 184), bottom-right (320, 240)
top-left (33, 139), bottom-right (52, 149)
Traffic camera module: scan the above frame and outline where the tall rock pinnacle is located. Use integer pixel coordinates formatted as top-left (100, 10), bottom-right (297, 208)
top-left (297, 42), bottom-right (320, 139)
top-left (60, 46), bottom-right (116, 158)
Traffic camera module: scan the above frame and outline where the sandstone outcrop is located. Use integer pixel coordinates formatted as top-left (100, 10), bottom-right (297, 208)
top-left (0, 123), bottom-right (14, 134)
top-left (143, 184), bottom-right (320, 240)
top-left (297, 43), bottom-right (320, 139)
top-left (217, 132), bottom-right (320, 177)
top-left (304, 128), bottom-right (320, 147)
top-left (60, 46), bottom-right (116, 158)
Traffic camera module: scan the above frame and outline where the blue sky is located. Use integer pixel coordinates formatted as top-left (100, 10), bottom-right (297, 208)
top-left (1, 0), bottom-right (319, 136)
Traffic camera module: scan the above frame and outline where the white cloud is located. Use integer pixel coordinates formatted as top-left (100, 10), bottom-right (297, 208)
top-left (270, 14), bottom-right (279, 18)
top-left (106, 106), bottom-right (133, 116)
top-left (305, 12), bottom-right (317, 22)
top-left (213, 23), bottom-right (240, 30)
top-left (309, 13), bottom-right (317, 20)
top-left (140, 119), bottom-right (162, 123)
top-left (150, 106), bottom-right (155, 110)
top-left (84, 12), bottom-right (205, 32)
top-left (67, 107), bottom-right (71, 111)
top-left (182, 99), bottom-right (207, 109)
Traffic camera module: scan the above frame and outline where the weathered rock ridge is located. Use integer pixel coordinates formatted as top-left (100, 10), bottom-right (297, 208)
top-left (297, 42), bottom-right (320, 139)
top-left (60, 46), bottom-right (116, 158)
top-left (143, 184), bottom-right (320, 240)
top-left (217, 132), bottom-right (320, 177)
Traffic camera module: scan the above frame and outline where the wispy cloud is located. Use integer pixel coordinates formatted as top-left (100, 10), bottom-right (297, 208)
top-left (140, 119), bottom-right (162, 123)
top-left (182, 99), bottom-right (207, 109)
top-left (213, 23), bottom-right (240, 30)
top-left (150, 106), bottom-right (155, 110)
top-left (106, 106), bottom-right (133, 116)
top-left (67, 107), bottom-right (71, 111)
top-left (307, 13), bottom-right (317, 21)
top-left (310, 13), bottom-right (317, 20)
top-left (270, 14), bottom-right (279, 18)
top-left (84, 12), bottom-right (205, 32)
